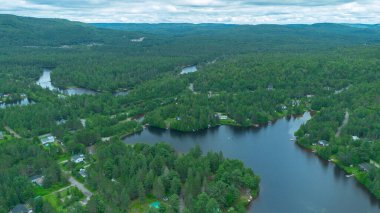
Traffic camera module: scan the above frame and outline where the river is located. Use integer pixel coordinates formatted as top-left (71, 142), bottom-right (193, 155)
top-left (36, 69), bottom-right (97, 95)
top-left (124, 113), bottom-right (380, 212)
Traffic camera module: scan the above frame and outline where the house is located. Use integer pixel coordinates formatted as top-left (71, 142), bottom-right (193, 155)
top-left (216, 113), bottom-right (228, 120)
top-left (219, 115), bottom-right (228, 120)
top-left (352, 136), bottom-right (360, 141)
top-left (10, 204), bottom-right (32, 213)
top-left (359, 163), bottom-right (372, 172)
top-left (131, 37), bottom-right (145, 42)
top-left (292, 100), bottom-right (301, 107)
top-left (267, 84), bottom-right (274, 91)
top-left (39, 134), bottom-right (55, 146)
top-left (30, 175), bottom-right (44, 186)
top-left (318, 140), bottom-right (329, 147)
top-left (71, 154), bottom-right (85, 163)
top-left (0, 131), bottom-right (4, 140)
top-left (79, 168), bottom-right (87, 178)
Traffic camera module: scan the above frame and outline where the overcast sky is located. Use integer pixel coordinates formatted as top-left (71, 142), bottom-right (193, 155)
top-left (0, 0), bottom-right (379, 24)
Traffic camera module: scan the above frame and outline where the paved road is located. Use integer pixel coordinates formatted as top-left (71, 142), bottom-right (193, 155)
top-left (336, 111), bottom-right (349, 137)
top-left (68, 176), bottom-right (93, 205)
top-left (47, 175), bottom-right (92, 205)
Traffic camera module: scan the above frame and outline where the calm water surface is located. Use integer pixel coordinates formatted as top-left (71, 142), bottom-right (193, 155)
top-left (36, 69), bottom-right (96, 95)
top-left (124, 113), bottom-right (380, 213)
top-left (180, 65), bottom-right (198, 74)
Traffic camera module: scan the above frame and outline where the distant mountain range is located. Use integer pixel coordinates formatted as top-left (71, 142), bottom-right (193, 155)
top-left (1, 14), bottom-right (380, 48)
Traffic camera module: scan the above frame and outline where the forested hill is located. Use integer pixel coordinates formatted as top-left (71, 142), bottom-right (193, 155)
top-left (1, 14), bottom-right (380, 48)
top-left (92, 22), bottom-right (380, 47)
top-left (0, 14), bottom-right (143, 46)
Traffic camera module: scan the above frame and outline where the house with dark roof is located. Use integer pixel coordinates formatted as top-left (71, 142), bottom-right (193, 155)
top-left (267, 84), bottom-right (274, 91)
top-left (79, 168), bottom-right (87, 178)
top-left (359, 163), bottom-right (372, 172)
top-left (9, 204), bottom-right (32, 213)
top-left (30, 175), bottom-right (44, 186)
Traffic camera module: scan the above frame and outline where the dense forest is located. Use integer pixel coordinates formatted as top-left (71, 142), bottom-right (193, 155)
top-left (0, 139), bottom-right (66, 212)
top-left (1, 14), bottom-right (380, 212)
top-left (82, 142), bottom-right (259, 212)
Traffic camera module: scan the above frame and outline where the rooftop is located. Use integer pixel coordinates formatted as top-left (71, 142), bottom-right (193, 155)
top-left (10, 204), bottom-right (29, 213)
top-left (71, 154), bottom-right (85, 161)
top-left (359, 163), bottom-right (372, 172)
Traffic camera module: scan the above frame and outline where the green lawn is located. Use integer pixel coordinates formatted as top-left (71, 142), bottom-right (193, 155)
top-left (44, 186), bottom-right (84, 212)
top-left (34, 183), bottom-right (70, 197)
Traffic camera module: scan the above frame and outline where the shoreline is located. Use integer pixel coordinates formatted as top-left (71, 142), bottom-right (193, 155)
top-left (296, 141), bottom-right (380, 201)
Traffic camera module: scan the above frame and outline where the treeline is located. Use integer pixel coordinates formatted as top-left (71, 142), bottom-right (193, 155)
top-left (140, 48), bottom-right (380, 131)
top-left (296, 81), bottom-right (380, 198)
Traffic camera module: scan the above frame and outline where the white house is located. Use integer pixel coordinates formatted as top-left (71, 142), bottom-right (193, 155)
top-left (131, 37), bottom-right (145, 42)
top-left (39, 134), bottom-right (55, 146)
top-left (79, 168), bottom-right (87, 178)
top-left (216, 113), bottom-right (228, 120)
top-left (71, 154), bottom-right (85, 163)
top-left (318, 140), bottom-right (329, 147)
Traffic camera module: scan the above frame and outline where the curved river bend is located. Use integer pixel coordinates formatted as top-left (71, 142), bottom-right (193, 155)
top-left (124, 113), bottom-right (380, 212)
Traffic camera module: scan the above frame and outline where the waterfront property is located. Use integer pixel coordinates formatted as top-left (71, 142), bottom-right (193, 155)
top-left (359, 163), bottom-right (373, 172)
top-left (124, 113), bottom-right (380, 213)
top-left (216, 113), bottom-right (228, 120)
top-left (318, 140), bottom-right (329, 147)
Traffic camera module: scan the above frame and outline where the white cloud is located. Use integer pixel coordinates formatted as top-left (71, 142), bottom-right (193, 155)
top-left (0, 0), bottom-right (379, 24)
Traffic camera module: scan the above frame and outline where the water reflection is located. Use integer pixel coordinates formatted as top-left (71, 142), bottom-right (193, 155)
top-left (0, 98), bottom-right (31, 109)
top-left (180, 65), bottom-right (198, 74)
top-left (36, 69), bottom-right (97, 96)
top-left (125, 112), bottom-right (380, 212)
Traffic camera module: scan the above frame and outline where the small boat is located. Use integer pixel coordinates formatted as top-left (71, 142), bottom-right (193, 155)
top-left (290, 138), bottom-right (295, 141)
top-left (346, 174), bottom-right (354, 178)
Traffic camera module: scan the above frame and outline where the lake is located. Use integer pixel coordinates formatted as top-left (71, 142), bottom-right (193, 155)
top-left (124, 113), bottom-right (380, 212)
top-left (36, 69), bottom-right (97, 95)
top-left (180, 65), bottom-right (198, 74)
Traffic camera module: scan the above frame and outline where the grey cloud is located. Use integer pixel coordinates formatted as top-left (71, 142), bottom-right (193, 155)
top-left (1, 0), bottom-right (379, 24)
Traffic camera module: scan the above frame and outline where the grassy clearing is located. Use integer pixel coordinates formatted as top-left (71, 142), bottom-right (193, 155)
top-left (44, 186), bottom-right (84, 212)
